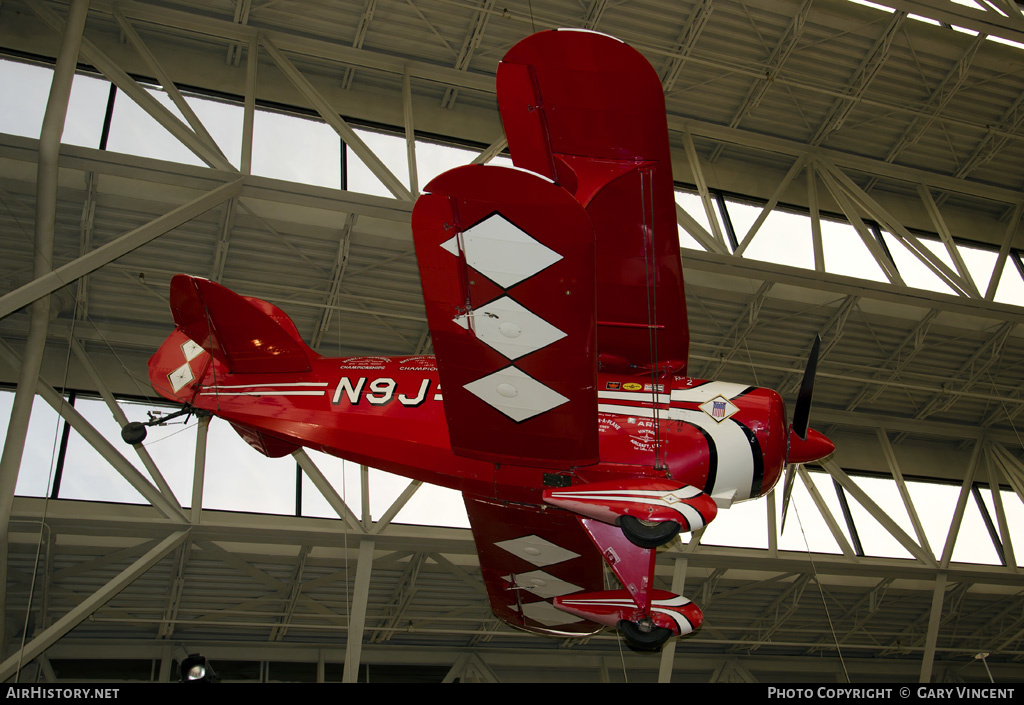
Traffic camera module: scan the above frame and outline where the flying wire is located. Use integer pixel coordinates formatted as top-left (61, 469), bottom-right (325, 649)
top-left (16, 296), bottom-right (81, 682)
top-left (791, 492), bottom-right (851, 682)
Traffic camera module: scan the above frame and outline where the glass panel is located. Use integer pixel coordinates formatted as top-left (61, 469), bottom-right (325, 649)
top-left (202, 418), bottom-right (295, 515)
top-left (120, 398), bottom-right (196, 508)
top-left (185, 94), bottom-right (243, 170)
top-left (105, 86), bottom-right (205, 166)
top-left (905, 479), bottom-right (1001, 566)
top-left (974, 486), bottom-right (1024, 567)
top-left (674, 191), bottom-right (719, 250)
top-left (346, 127), bottom-right (409, 197)
top-left (956, 242), bottom-right (997, 295)
top-left (0, 59), bottom-right (52, 139)
top-left (727, 200), bottom-right (815, 269)
top-left (882, 231), bottom-right (957, 294)
top-left (58, 397), bottom-right (149, 504)
top-left (63, 74), bottom-right (110, 149)
top-left (252, 109), bottom-right (341, 188)
top-left (993, 254), bottom-right (1024, 306)
top-left (701, 494), bottom-right (768, 549)
top-left (300, 454), bottom-right (469, 528)
top-left (0, 390), bottom-right (65, 497)
top-left (821, 218), bottom-right (889, 281)
top-left (841, 475), bottom-right (916, 559)
top-left (415, 140), bottom-right (476, 191)
top-left (774, 470), bottom-right (849, 554)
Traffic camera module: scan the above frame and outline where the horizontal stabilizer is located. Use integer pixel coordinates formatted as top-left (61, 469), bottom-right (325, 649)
top-left (169, 274), bottom-right (316, 375)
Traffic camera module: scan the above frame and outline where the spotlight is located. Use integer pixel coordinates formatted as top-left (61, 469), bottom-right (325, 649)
top-left (179, 654), bottom-right (218, 683)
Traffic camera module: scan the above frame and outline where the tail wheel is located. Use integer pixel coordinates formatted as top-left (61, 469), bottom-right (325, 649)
top-left (121, 422), bottom-right (148, 445)
top-left (617, 619), bottom-right (673, 652)
top-left (618, 515), bottom-right (681, 549)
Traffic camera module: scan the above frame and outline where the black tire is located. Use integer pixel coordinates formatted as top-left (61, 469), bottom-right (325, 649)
top-left (121, 422), bottom-right (148, 445)
top-left (618, 515), bottom-right (681, 549)
top-left (617, 619), bottom-right (672, 653)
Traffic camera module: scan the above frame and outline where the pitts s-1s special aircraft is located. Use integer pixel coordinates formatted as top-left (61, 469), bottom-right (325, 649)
top-left (137, 29), bottom-right (836, 651)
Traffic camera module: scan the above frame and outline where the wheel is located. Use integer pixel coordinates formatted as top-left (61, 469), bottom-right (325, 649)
top-left (618, 515), bottom-right (681, 548)
top-left (121, 422), bottom-right (148, 445)
top-left (617, 619), bottom-right (672, 653)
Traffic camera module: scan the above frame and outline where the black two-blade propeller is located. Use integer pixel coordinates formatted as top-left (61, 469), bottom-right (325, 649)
top-left (780, 335), bottom-right (822, 532)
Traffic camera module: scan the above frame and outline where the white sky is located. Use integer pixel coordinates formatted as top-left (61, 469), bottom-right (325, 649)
top-left (0, 52), bottom-right (1022, 566)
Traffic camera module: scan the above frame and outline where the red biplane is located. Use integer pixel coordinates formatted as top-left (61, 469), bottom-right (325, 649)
top-left (136, 29), bottom-right (834, 651)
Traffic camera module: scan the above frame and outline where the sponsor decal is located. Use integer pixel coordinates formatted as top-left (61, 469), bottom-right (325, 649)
top-left (622, 382), bottom-right (642, 391)
top-left (338, 356), bottom-right (390, 370)
top-left (643, 384), bottom-right (665, 392)
top-left (698, 395), bottom-right (739, 423)
top-left (398, 356), bottom-right (437, 371)
top-left (605, 381), bottom-right (621, 391)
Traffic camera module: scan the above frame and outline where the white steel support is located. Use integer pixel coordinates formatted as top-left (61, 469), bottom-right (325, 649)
top-left (680, 127), bottom-right (727, 251)
top-left (875, 430), bottom-right (935, 561)
top-left (658, 556), bottom-right (688, 683)
top-left (370, 480), bottom-right (422, 535)
top-left (983, 446), bottom-right (1016, 569)
top-left (822, 458), bottom-right (935, 565)
top-left (807, 161), bottom-right (824, 273)
top-left (734, 155), bottom-right (808, 256)
top-left (0, 529), bottom-right (188, 682)
top-left (112, 8), bottom-right (228, 166)
top-left (0, 178), bottom-right (244, 320)
top-left (676, 201), bottom-right (728, 254)
top-left (259, 34), bottom-right (413, 202)
top-left (292, 448), bottom-right (362, 532)
top-left (191, 415), bottom-right (208, 525)
top-left (0, 340), bottom-right (188, 524)
top-left (0, 0), bottom-right (90, 547)
top-left (917, 185), bottom-right (981, 298)
top-left (70, 338), bottom-right (181, 510)
top-left (241, 34), bottom-right (258, 175)
top-left (402, 67), bottom-right (418, 195)
top-left (796, 465), bottom-right (856, 558)
top-left (941, 441), bottom-right (984, 570)
top-left (28, 0), bottom-right (234, 171)
top-left (984, 203), bottom-right (1024, 301)
top-left (919, 572), bottom-right (947, 683)
top-left (342, 538), bottom-right (375, 683)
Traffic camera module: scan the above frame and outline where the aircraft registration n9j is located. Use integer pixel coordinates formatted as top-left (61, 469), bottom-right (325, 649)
top-left (139, 29), bottom-right (835, 652)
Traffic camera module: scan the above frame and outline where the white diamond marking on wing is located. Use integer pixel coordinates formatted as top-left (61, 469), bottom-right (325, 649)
top-left (169, 363), bottom-right (194, 393)
top-left (453, 296), bottom-right (566, 360)
top-left (464, 367), bottom-right (569, 422)
top-left (502, 570), bottom-right (582, 599)
top-left (494, 534), bottom-right (579, 567)
top-left (181, 339), bottom-right (204, 361)
top-left (440, 213), bottom-right (561, 288)
top-left (520, 600), bottom-right (584, 626)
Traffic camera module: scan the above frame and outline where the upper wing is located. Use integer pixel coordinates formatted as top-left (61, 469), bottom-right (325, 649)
top-left (412, 164), bottom-right (598, 469)
top-left (497, 29), bottom-right (689, 374)
top-left (464, 494), bottom-right (605, 638)
top-left (168, 274), bottom-right (316, 375)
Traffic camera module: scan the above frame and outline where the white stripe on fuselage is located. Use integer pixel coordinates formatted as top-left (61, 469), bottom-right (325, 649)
top-left (597, 402), bottom-right (756, 502)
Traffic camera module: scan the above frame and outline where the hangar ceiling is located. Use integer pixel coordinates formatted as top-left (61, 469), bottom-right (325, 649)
top-left (0, 0), bottom-right (1022, 684)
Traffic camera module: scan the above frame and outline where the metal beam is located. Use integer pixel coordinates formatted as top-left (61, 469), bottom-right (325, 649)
top-left (0, 178), bottom-right (244, 321)
top-left (0, 529), bottom-right (188, 682)
top-left (342, 538), bottom-right (375, 683)
top-left (260, 34), bottom-right (413, 202)
top-left (0, 0), bottom-right (90, 558)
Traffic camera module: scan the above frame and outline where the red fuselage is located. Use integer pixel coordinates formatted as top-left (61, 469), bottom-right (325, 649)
top-left (155, 344), bottom-right (789, 507)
